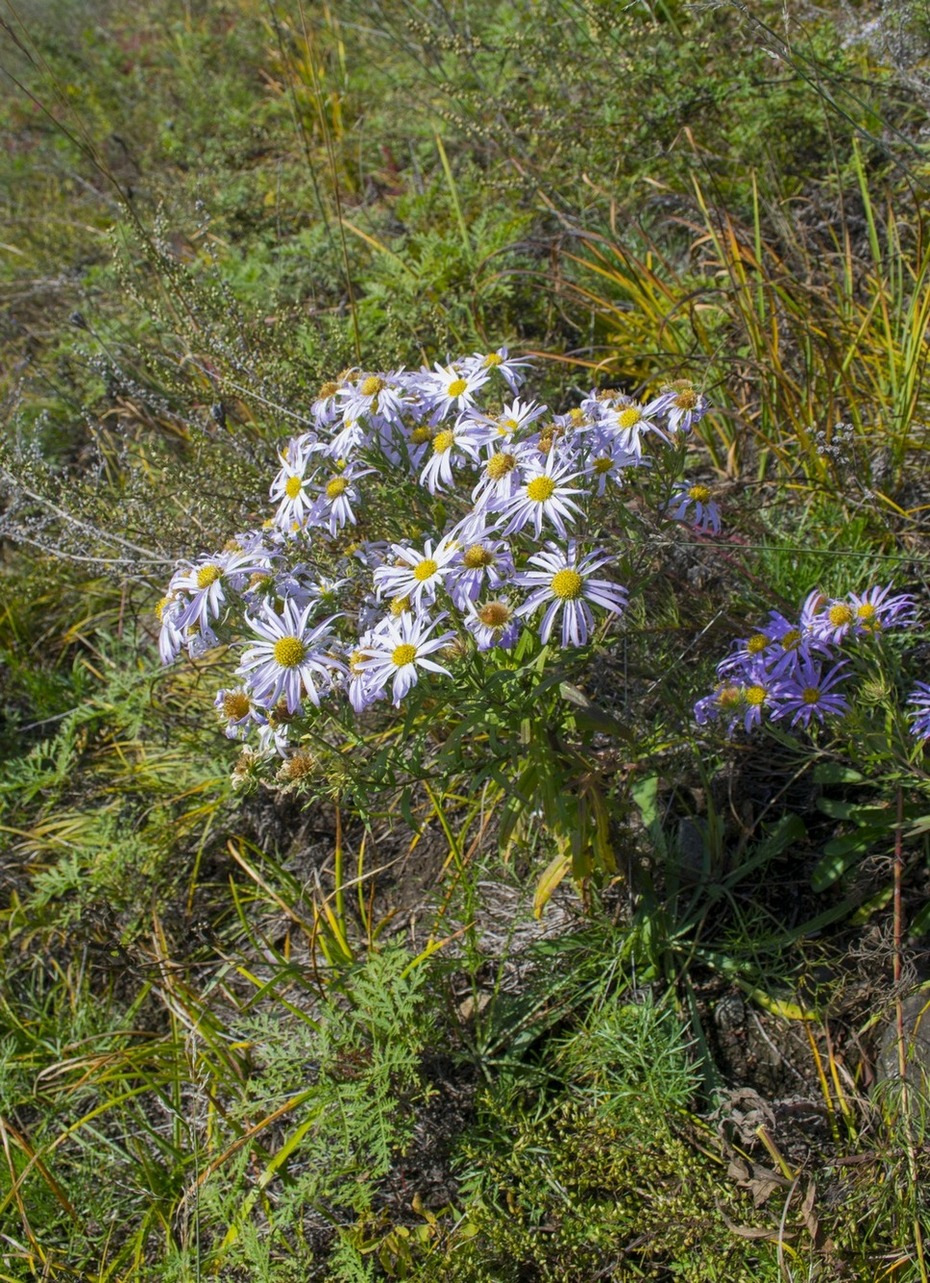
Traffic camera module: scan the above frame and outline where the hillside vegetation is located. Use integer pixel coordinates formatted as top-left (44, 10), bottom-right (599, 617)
top-left (1, 1), bottom-right (930, 1278)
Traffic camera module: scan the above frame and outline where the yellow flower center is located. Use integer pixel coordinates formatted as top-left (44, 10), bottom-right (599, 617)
top-left (390, 595), bottom-right (411, 616)
top-left (361, 375), bottom-right (384, 397)
top-left (569, 408), bottom-right (586, 426)
top-left (326, 476), bottom-right (348, 499)
top-left (463, 544), bottom-right (494, 569)
top-left (688, 484), bottom-right (710, 503)
top-left (447, 377), bottom-right (468, 398)
top-left (348, 650), bottom-right (365, 674)
top-left (617, 407), bottom-right (642, 430)
top-left (318, 381), bottom-right (339, 399)
top-left (223, 691), bottom-right (251, 720)
top-left (413, 558), bottom-right (438, 582)
top-left (498, 418), bottom-right (518, 435)
top-left (483, 352), bottom-right (503, 367)
top-left (674, 388), bottom-right (698, 410)
top-left (744, 685), bottom-right (766, 707)
top-left (857, 602), bottom-right (877, 622)
top-left (478, 601), bottom-right (511, 627)
top-left (392, 643), bottom-right (417, 667)
top-left (273, 636), bottom-right (306, 668)
top-left (156, 596), bottom-right (170, 620)
top-left (550, 568), bottom-right (583, 600)
top-left (486, 452), bottom-right (516, 479)
top-left (196, 564), bottom-right (222, 590)
top-left (828, 603), bottom-right (853, 628)
top-left (747, 633), bottom-right (769, 654)
top-left (802, 687), bottom-right (821, 705)
top-left (433, 430), bottom-right (455, 454)
top-left (593, 456), bottom-right (613, 474)
top-left (780, 629), bottom-right (801, 652)
top-left (409, 426), bottom-right (433, 444)
top-left (526, 475), bottom-right (557, 502)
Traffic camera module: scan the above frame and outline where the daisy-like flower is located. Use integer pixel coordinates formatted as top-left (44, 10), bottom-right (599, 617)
top-left (668, 481), bottom-right (721, 535)
top-left (500, 450), bottom-right (586, 540)
top-left (464, 597), bottom-right (521, 650)
top-left (337, 371), bottom-right (409, 427)
top-left (471, 438), bottom-right (536, 510)
top-left (733, 665), bottom-right (789, 732)
top-left (171, 548), bottom-right (271, 633)
top-left (215, 688), bottom-right (260, 740)
top-left (237, 601), bottom-right (344, 714)
top-left (356, 611), bottom-right (456, 707)
top-left (308, 462), bottom-right (375, 535)
top-left (770, 660), bottom-right (849, 729)
top-left (591, 394), bottom-right (663, 456)
top-left (907, 682), bottom-right (930, 742)
top-left (270, 439), bottom-right (319, 530)
top-left (311, 377), bottom-right (345, 426)
top-left (373, 538), bottom-right (458, 608)
top-left (716, 629), bottom-right (780, 678)
top-left (694, 680), bottom-right (746, 733)
top-left (157, 595), bottom-right (185, 664)
top-left (473, 397), bottom-right (546, 444)
top-left (694, 665), bottom-right (786, 734)
top-left (418, 418), bottom-right (484, 494)
top-left (646, 381), bottom-right (709, 434)
top-left (424, 362), bottom-right (490, 422)
top-left (471, 347), bottom-right (530, 394)
top-left (344, 635), bottom-right (385, 714)
top-left (810, 585), bottom-right (913, 641)
top-left (581, 435), bottom-right (639, 497)
top-left (445, 531), bottom-right (515, 609)
top-left (758, 591), bottom-right (833, 674)
top-left (514, 541), bottom-right (628, 647)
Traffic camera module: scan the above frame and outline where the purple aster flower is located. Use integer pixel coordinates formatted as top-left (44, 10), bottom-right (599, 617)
top-left (464, 598), bottom-right (522, 650)
top-left (668, 481), bottom-right (721, 535)
top-left (770, 660), bottom-right (849, 728)
top-left (907, 682), bottom-right (930, 742)
top-left (645, 381), bottom-right (709, 434)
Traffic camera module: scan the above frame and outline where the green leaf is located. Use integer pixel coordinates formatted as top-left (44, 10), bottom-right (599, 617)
top-left (812, 763), bottom-right (866, 784)
top-left (811, 839), bottom-right (871, 892)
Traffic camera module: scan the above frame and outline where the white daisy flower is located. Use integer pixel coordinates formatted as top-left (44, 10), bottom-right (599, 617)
top-left (470, 346), bottom-right (531, 394)
top-left (270, 439), bottom-right (320, 529)
top-left (356, 611), bottom-right (456, 706)
top-left (337, 371), bottom-right (409, 427)
top-left (514, 542), bottom-right (628, 647)
top-left (156, 595), bottom-right (185, 664)
top-left (500, 450), bottom-right (586, 539)
top-left (424, 362), bottom-right (490, 422)
top-left (418, 418), bottom-right (484, 494)
top-left (171, 548), bottom-right (271, 632)
top-left (237, 601), bottom-right (344, 713)
top-left (373, 538), bottom-right (458, 608)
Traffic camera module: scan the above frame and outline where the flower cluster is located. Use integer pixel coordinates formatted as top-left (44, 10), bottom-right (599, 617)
top-left (158, 353), bottom-right (715, 761)
top-left (695, 585), bottom-right (917, 734)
